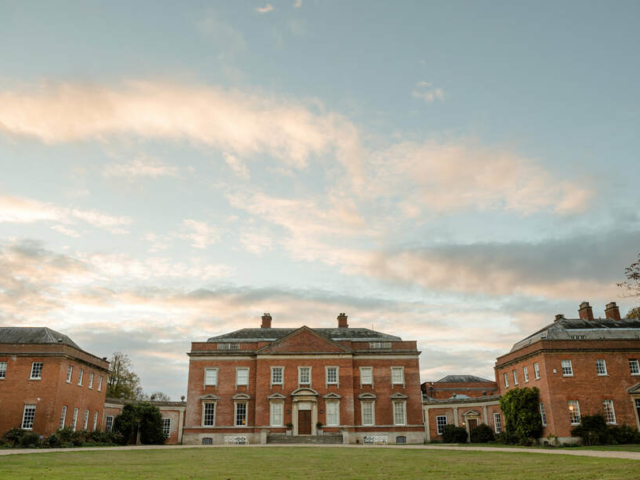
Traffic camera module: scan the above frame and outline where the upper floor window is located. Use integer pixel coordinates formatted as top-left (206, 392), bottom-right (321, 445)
top-left (494, 413), bottom-right (502, 434)
top-left (391, 367), bottom-right (404, 385)
top-left (30, 362), bottom-right (43, 380)
top-left (299, 367), bottom-right (311, 385)
top-left (326, 367), bottom-right (338, 385)
top-left (66, 365), bottom-right (73, 383)
top-left (236, 368), bottom-right (249, 387)
top-left (204, 368), bottom-right (218, 387)
top-left (534, 363), bottom-right (540, 380)
top-left (0, 361), bottom-right (7, 379)
top-left (503, 373), bottom-right (509, 388)
top-left (568, 400), bottom-right (581, 425)
top-left (88, 373), bottom-right (94, 389)
top-left (523, 366), bottom-right (529, 383)
top-left (360, 367), bottom-right (373, 385)
top-left (436, 415), bottom-right (447, 435)
top-left (369, 342), bottom-right (391, 349)
top-left (596, 359), bottom-right (608, 376)
top-left (513, 370), bottom-right (518, 385)
top-left (271, 367), bottom-right (283, 386)
top-left (78, 368), bottom-right (84, 386)
top-left (630, 359), bottom-right (640, 375)
top-left (217, 343), bottom-right (239, 350)
top-left (603, 400), bottom-right (616, 425)
top-left (539, 402), bottom-right (547, 427)
top-left (22, 405), bottom-right (36, 430)
top-left (561, 360), bottom-right (573, 377)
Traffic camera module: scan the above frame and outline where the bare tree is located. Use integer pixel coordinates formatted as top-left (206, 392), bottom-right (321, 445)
top-left (618, 253), bottom-right (640, 299)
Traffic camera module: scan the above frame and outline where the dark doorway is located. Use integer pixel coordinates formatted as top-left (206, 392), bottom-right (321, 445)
top-left (467, 419), bottom-right (478, 431)
top-left (298, 410), bottom-right (312, 435)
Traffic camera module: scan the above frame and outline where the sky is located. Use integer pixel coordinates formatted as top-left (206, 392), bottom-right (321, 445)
top-left (1, 1), bottom-right (639, 400)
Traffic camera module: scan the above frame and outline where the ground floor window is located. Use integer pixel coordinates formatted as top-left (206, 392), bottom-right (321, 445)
top-left (60, 406), bottom-right (67, 429)
top-left (202, 437), bottom-right (213, 445)
top-left (568, 400), bottom-right (581, 425)
top-left (83, 410), bottom-right (89, 430)
top-left (93, 411), bottom-right (98, 431)
top-left (603, 400), bottom-right (616, 425)
top-left (106, 415), bottom-right (114, 432)
top-left (393, 401), bottom-right (406, 426)
top-left (235, 402), bottom-right (247, 426)
top-left (436, 415), bottom-right (447, 435)
top-left (72, 408), bottom-right (79, 431)
top-left (270, 402), bottom-right (283, 426)
top-left (22, 405), bottom-right (36, 430)
top-left (540, 402), bottom-right (547, 427)
top-left (203, 402), bottom-right (216, 426)
top-left (326, 401), bottom-right (340, 426)
top-left (162, 418), bottom-right (172, 437)
top-left (396, 436), bottom-right (406, 444)
top-left (361, 402), bottom-right (375, 426)
top-left (493, 413), bottom-right (502, 434)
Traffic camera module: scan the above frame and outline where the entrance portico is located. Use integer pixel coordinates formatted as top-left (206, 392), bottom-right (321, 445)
top-left (291, 388), bottom-right (319, 436)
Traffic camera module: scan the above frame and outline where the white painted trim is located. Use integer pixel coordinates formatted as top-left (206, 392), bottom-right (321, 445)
top-left (235, 367), bottom-right (250, 388)
top-left (325, 365), bottom-right (339, 387)
top-left (204, 367), bottom-right (218, 387)
top-left (190, 356), bottom-right (256, 361)
top-left (360, 399), bottom-right (376, 426)
top-left (298, 366), bottom-right (312, 387)
top-left (270, 366), bottom-right (284, 387)
top-left (202, 400), bottom-right (217, 427)
top-left (359, 366), bottom-right (374, 387)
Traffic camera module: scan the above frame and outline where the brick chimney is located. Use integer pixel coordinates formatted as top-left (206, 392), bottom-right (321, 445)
top-left (337, 313), bottom-right (349, 328)
top-left (261, 313), bottom-right (272, 328)
top-left (578, 301), bottom-right (594, 321)
top-left (605, 302), bottom-right (621, 321)
top-left (555, 314), bottom-right (565, 322)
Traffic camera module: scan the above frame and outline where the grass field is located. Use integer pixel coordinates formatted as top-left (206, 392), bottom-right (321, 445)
top-left (447, 442), bottom-right (640, 453)
top-left (0, 447), bottom-right (639, 480)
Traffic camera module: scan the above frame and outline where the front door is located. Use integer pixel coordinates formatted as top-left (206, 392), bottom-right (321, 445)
top-left (468, 419), bottom-right (478, 431)
top-left (298, 410), bottom-right (311, 435)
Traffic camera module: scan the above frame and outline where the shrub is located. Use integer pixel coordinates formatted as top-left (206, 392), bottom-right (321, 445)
top-left (113, 402), bottom-right (166, 445)
top-left (19, 432), bottom-right (40, 448)
top-left (499, 387), bottom-right (543, 444)
top-left (45, 434), bottom-right (61, 448)
top-left (570, 414), bottom-right (608, 446)
top-left (442, 425), bottom-right (468, 443)
top-left (609, 424), bottom-right (640, 445)
top-left (3, 428), bottom-right (26, 447)
top-left (470, 424), bottom-right (495, 443)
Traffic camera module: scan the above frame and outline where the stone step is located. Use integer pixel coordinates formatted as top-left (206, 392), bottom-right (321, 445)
top-left (266, 434), bottom-right (343, 444)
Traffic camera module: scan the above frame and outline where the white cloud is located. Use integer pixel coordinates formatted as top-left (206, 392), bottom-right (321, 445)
top-left (256, 3), bottom-right (275, 13)
top-left (240, 229), bottom-right (273, 255)
top-left (223, 152), bottom-right (250, 179)
top-left (70, 208), bottom-right (132, 235)
top-left (179, 219), bottom-right (220, 249)
top-left (412, 87), bottom-right (445, 102)
top-left (51, 225), bottom-right (81, 238)
top-left (103, 155), bottom-right (179, 179)
top-left (196, 10), bottom-right (247, 54)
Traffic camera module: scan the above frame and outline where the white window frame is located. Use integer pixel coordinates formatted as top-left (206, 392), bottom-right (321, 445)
top-left (630, 359), bottom-right (640, 375)
top-left (326, 366), bottom-right (339, 386)
top-left (436, 415), bottom-right (447, 435)
top-left (561, 360), bottom-right (574, 377)
top-left (0, 361), bottom-right (6, 379)
top-left (360, 367), bottom-right (373, 386)
top-left (298, 366), bottom-right (312, 386)
top-left (513, 370), bottom-right (518, 386)
top-left (603, 400), bottom-right (616, 425)
top-left (503, 372), bottom-right (509, 388)
top-left (98, 375), bottom-right (103, 391)
top-left (234, 401), bottom-right (248, 427)
top-left (236, 367), bottom-right (249, 387)
top-left (392, 401), bottom-right (407, 426)
top-left (596, 359), bottom-right (608, 376)
top-left (78, 368), bottom-right (84, 386)
top-left (204, 368), bottom-right (218, 387)
top-left (162, 418), bottom-right (172, 437)
top-left (270, 401), bottom-right (284, 427)
top-left (326, 400), bottom-right (340, 426)
top-left (540, 402), bottom-right (547, 427)
top-left (66, 365), bottom-right (73, 383)
top-left (270, 366), bottom-right (284, 387)
top-left (83, 409), bottom-right (89, 430)
top-left (494, 413), bottom-right (502, 433)
top-left (30, 362), bottom-right (43, 380)
top-left (523, 366), bottom-right (529, 383)
top-left (534, 362), bottom-right (540, 380)
top-left (93, 411), bottom-right (98, 431)
top-left (568, 400), bottom-right (581, 425)
top-left (391, 367), bottom-right (405, 386)
top-left (202, 402), bottom-right (216, 427)
top-left (72, 408), bottom-right (79, 431)
top-left (88, 372), bottom-right (94, 389)
top-left (21, 405), bottom-right (36, 430)
top-left (361, 401), bottom-right (375, 426)
top-left (60, 406), bottom-right (67, 429)
top-left (105, 415), bottom-right (114, 432)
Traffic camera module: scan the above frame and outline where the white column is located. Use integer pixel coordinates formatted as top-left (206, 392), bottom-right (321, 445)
top-left (453, 407), bottom-right (459, 426)
top-left (424, 406), bottom-right (431, 441)
top-left (483, 405), bottom-right (488, 425)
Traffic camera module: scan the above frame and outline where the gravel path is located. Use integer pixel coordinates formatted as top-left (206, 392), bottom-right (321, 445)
top-left (1, 443), bottom-right (639, 461)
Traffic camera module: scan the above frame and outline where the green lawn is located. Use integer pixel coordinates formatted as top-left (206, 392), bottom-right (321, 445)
top-left (0, 447), bottom-right (638, 480)
top-left (437, 442), bottom-right (640, 453)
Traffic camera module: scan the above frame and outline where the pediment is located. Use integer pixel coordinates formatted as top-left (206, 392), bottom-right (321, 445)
top-left (256, 326), bottom-right (352, 355)
top-left (358, 393), bottom-right (377, 399)
top-left (291, 387), bottom-right (319, 397)
top-left (628, 383), bottom-right (640, 394)
top-left (463, 410), bottom-right (480, 417)
top-left (267, 393), bottom-right (287, 400)
top-left (199, 394), bottom-right (220, 400)
top-left (323, 392), bottom-right (342, 399)
top-left (232, 393), bottom-right (251, 400)
top-left (390, 392), bottom-right (408, 400)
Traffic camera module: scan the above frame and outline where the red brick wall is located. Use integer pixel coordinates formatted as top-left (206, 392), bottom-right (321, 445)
top-left (421, 381), bottom-right (498, 400)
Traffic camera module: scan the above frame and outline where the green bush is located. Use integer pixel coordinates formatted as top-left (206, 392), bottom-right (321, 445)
top-left (3, 428), bottom-right (26, 447)
top-left (470, 424), bottom-right (495, 443)
top-left (499, 387), bottom-right (543, 444)
top-left (609, 424), bottom-right (640, 444)
top-left (570, 414), bottom-right (608, 446)
top-left (442, 425), bottom-right (468, 443)
top-left (18, 432), bottom-right (40, 448)
top-left (113, 402), bottom-right (166, 445)
top-left (45, 434), bottom-right (61, 448)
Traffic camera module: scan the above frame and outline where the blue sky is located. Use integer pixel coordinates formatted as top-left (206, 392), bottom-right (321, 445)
top-left (1, 1), bottom-right (639, 399)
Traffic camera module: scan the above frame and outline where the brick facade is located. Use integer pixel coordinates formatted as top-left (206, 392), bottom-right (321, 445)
top-left (183, 315), bottom-right (424, 445)
top-left (0, 328), bottom-right (109, 437)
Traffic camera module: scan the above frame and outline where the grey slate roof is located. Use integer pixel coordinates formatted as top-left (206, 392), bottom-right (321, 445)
top-left (208, 327), bottom-right (401, 343)
top-left (510, 318), bottom-right (640, 353)
top-left (0, 327), bottom-right (81, 349)
top-left (435, 375), bottom-right (495, 384)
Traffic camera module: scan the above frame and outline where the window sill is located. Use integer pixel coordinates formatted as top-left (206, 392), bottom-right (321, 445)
top-left (562, 375), bottom-right (574, 378)
top-left (597, 374), bottom-right (609, 377)
top-left (29, 378), bottom-right (41, 381)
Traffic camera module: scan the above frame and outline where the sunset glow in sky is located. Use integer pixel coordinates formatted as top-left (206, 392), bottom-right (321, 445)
top-left (1, 1), bottom-right (639, 399)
